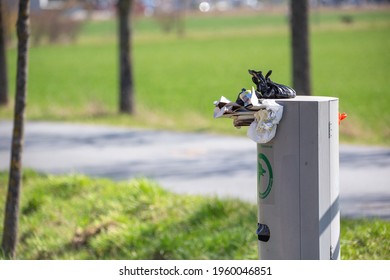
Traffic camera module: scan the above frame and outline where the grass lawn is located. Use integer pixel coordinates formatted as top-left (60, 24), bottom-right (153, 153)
top-left (0, 8), bottom-right (389, 145)
top-left (0, 171), bottom-right (389, 260)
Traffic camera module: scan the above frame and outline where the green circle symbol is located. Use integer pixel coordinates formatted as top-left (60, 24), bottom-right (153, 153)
top-left (258, 153), bottom-right (273, 199)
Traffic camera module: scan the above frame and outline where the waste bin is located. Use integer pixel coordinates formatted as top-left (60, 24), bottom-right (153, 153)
top-left (256, 96), bottom-right (340, 260)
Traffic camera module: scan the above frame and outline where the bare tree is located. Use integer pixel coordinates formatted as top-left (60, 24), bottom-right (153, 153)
top-left (117, 0), bottom-right (135, 114)
top-left (290, 0), bottom-right (311, 96)
top-left (1, 0), bottom-right (30, 259)
top-left (0, 0), bottom-right (8, 106)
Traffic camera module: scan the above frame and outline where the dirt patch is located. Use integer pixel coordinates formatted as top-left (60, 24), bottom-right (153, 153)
top-left (71, 221), bottom-right (117, 249)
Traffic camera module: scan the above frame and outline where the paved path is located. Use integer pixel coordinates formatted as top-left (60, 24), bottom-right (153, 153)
top-left (1, 121), bottom-right (389, 219)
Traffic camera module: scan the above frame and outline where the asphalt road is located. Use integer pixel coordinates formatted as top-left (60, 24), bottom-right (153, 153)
top-left (1, 121), bottom-right (389, 219)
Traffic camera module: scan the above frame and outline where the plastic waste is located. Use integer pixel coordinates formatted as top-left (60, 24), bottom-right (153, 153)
top-left (247, 100), bottom-right (284, 144)
top-left (248, 69), bottom-right (296, 99)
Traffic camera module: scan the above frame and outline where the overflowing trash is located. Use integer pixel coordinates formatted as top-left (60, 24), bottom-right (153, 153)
top-left (248, 69), bottom-right (296, 99)
top-left (213, 68), bottom-right (296, 144)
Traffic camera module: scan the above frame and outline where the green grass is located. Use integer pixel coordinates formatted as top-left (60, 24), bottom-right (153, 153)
top-left (1, 9), bottom-right (389, 144)
top-left (0, 171), bottom-right (258, 260)
top-left (341, 219), bottom-right (390, 260)
top-left (0, 171), bottom-right (389, 260)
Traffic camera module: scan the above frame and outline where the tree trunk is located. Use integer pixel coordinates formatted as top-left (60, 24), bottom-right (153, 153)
top-left (1, 0), bottom-right (30, 259)
top-left (290, 0), bottom-right (311, 96)
top-left (117, 0), bottom-right (135, 114)
top-left (0, 0), bottom-right (8, 106)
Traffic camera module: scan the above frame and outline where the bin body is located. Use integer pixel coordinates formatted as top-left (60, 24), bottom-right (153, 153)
top-left (257, 96), bottom-right (340, 260)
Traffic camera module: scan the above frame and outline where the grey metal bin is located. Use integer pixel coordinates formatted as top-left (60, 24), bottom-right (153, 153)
top-left (256, 96), bottom-right (340, 260)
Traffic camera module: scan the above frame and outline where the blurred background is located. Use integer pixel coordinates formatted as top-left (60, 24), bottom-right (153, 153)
top-left (1, 0), bottom-right (389, 145)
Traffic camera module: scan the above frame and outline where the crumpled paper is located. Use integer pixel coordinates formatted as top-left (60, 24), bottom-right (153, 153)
top-left (247, 100), bottom-right (283, 143)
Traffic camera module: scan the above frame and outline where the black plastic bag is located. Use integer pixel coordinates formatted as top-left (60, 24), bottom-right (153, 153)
top-left (248, 69), bottom-right (296, 99)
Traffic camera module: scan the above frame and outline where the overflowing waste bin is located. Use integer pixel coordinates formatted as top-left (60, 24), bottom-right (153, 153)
top-left (214, 69), bottom-right (341, 260)
top-left (256, 96), bottom-right (340, 260)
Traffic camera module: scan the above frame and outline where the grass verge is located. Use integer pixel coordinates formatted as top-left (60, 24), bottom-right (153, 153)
top-left (0, 171), bottom-right (389, 260)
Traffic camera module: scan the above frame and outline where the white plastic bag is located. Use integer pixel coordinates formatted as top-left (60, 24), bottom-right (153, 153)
top-left (247, 100), bottom-right (283, 143)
